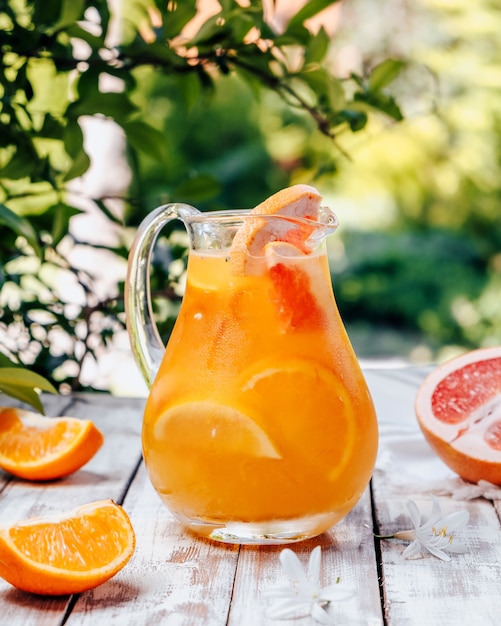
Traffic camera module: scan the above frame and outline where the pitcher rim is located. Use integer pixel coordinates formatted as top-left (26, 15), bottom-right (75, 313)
top-left (183, 207), bottom-right (338, 230)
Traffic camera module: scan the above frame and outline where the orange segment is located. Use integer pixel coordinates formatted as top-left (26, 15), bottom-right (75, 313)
top-left (0, 407), bottom-right (104, 481)
top-left (0, 500), bottom-right (135, 595)
top-left (229, 184), bottom-right (322, 275)
top-left (154, 401), bottom-right (281, 459)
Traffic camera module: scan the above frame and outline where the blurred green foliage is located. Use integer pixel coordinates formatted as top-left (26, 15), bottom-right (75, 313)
top-left (0, 0), bottom-right (404, 392)
top-left (323, 0), bottom-right (501, 361)
top-left (3, 0), bottom-right (498, 395)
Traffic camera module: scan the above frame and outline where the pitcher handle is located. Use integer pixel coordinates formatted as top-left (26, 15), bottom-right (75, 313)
top-left (125, 203), bottom-right (199, 387)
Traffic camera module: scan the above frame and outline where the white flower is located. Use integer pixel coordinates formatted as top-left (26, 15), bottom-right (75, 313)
top-left (264, 546), bottom-right (354, 624)
top-left (379, 495), bottom-right (469, 561)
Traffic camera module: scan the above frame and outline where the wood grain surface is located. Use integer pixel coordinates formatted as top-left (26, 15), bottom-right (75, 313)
top-left (1, 368), bottom-right (500, 625)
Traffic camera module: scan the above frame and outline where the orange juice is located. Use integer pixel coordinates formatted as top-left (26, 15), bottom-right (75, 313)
top-left (142, 244), bottom-right (378, 542)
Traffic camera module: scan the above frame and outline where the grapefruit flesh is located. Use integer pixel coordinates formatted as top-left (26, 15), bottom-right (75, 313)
top-left (416, 347), bottom-right (501, 484)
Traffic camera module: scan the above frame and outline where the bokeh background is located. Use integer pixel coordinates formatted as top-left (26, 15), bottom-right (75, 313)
top-left (1, 0), bottom-right (500, 395)
top-left (127, 0), bottom-right (501, 364)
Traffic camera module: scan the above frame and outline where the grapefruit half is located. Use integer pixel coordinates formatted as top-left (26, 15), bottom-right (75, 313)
top-left (415, 346), bottom-right (501, 484)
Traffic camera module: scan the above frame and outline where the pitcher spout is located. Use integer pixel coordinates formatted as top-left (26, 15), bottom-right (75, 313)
top-left (318, 205), bottom-right (339, 233)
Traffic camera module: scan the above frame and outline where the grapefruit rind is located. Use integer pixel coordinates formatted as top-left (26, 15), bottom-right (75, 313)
top-left (415, 346), bottom-right (501, 484)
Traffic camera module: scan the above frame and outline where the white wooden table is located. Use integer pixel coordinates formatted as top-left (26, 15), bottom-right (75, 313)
top-left (1, 367), bottom-right (501, 625)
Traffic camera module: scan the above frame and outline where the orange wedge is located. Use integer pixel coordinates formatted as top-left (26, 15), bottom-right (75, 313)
top-left (229, 184), bottom-right (322, 275)
top-left (0, 407), bottom-right (104, 481)
top-left (0, 500), bottom-right (135, 595)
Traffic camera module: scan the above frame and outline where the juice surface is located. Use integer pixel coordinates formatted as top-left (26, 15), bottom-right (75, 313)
top-left (142, 248), bottom-right (378, 532)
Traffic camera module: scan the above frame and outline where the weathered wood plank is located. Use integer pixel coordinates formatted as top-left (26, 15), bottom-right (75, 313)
top-left (67, 463), bottom-right (240, 626)
top-left (2, 366), bottom-right (500, 626)
top-left (227, 486), bottom-right (383, 626)
top-left (0, 394), bottom-right (145, 626)
top-left (367, 367), bottom-right (501, 626)
top-left (372, 486), bottom-right (501, 626)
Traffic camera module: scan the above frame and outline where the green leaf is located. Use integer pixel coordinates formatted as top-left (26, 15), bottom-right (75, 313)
top-left (0, 204), bottom-right (42, 257)
top-left (303, 26), bottom-right (330, 66)
top-left (0, 134), bottom-right (39, 179)
top-left (334, 109), bottom-right (368, 131)
top-left (62, 148), bottom-right (91, 181)
top-left (122, 120), bottom-right (167, 162)
top-left (173, 174), bottom-right (221, 202)
top-left (51, 202), bottom-right (82, 246)
top-left (299, 68), bottom-right (346, 109)
top-left (354, 91), bottom-right (403, 121)
top-left (67, 92), bottom-right (139, 122)
top-left (64, 23), bottom-right (106, 49)
top-left (0, 384), bottom-right (45, 414)
top-left (0, 368), bottom-right (58, 394)
top-left (369, 59), bottom-right (405, 92)
top-left (287, 0), bottom-right (340, 30)
top-left (63, 119), bottom-right (85, 159)
top-left (39, 113), bottom-right (65, 140)
top-left (0, 368), bottom-right (57, 415)
top-left (0, 354), bottom-right (18, 368)
top-left (93, 198), bottom-right (125, 226)
top-left (190, 15), bottom-right (229, 46)
top-left (162, 0), bottom-right (198, 40)
top-left (49, 0), bottom-right (86, 33)
top-left (33, 0), bottom-right (63, 27)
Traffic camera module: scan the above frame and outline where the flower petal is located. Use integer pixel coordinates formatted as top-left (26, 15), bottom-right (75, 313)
top-left (266, 598), bottom-right (310, 619)
top-left (310, 602), bottom-right (338, 624)
top-left (401, 539), bottom-right (422, 559)
top-left (424, 545), bottom-right (451, 561)
top-left (441, 510), bottom-right (470, 532)
top-left (406, 499), bottom-right (422, 527)
top-left (307, 546), bottom-right (322, 584)
top-left (444, 541), bottom-right (468, 554)
top-left (279, 549), bottom-right (309, 585)
top-left (321, 583), bottom-right (355, 603)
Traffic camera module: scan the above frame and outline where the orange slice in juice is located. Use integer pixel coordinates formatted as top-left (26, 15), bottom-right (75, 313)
top-left (239, 358), bottom-right (357, 481)
top-left (230, 184), bottom-right (322, 275)
top-left (154, 401), bottom-right (282, 459)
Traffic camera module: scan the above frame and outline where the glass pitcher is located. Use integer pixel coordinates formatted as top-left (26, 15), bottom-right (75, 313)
top-left (125, 197), bottom-right (378, 544)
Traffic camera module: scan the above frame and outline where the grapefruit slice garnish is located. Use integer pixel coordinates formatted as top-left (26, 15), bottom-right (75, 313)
top-left (239, 358), bottom-right (357, 481)
top-left (415, 346), bottom-right (501, 484)
top-left (0, 499), bottom-right (135, 595)
top-left (154, 401), bottom-right (281, 459)
top-left (229, 184), bottom-right (323, 276)
top-left (0, 407), bottom-right (104, 481)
